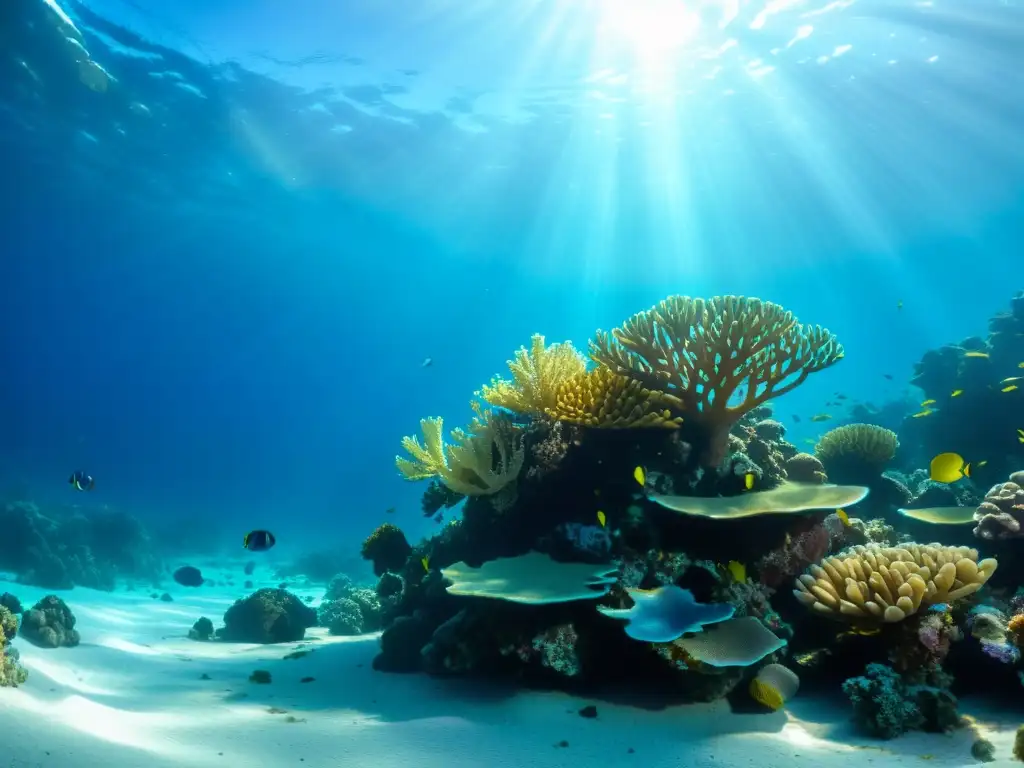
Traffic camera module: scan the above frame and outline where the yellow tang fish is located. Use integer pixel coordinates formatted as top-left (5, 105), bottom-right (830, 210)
top-left (836, 508), bottom-right (850, 527)
top-left (920, 399), bottom-right (936, 407)
top-left (838, 626), bottom-right (881, 639)
top-left (421, 556), bottom-right (430, 572)
top-left (1019, 428), bottom-right (1024, 444)
top-left (930, 452), bottom-right (970, 484)
top-left (726, 560), bottom-right (747, 583)
top-left (950, 389), bottom-right (963, 397)
top-left (1003, 385), bottom-right (1019, 393)
top-left (1019, 362), bottom-right (1024, 368)
top-left (633, 466), bottom-right (646, 486)
top-left (744, 472), bottom-right (755, 490)
top-left (912, 410), bottom-right (933, 418)
top-left (964, 351), bottom-right (989, 358)
top-left (596, 510), bottom-right (607, 528)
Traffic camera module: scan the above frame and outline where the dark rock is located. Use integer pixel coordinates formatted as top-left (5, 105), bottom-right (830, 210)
top-left (20, 595), bottom-right (80, 648)
top-left (0, 593), bottom-right (22, 615)
top-left (188, 617), bottom-right (214, 641)
top-left (220, 588), bottom-right (317, 644)
top-left (160, 592), bottom-right (173, 602)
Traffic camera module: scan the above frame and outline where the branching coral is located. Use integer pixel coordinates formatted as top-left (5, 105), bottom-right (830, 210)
top-left (396, 407), bottom-right (525, 496)
top-left (546, 367), bottom-right (683, 428)
top-left (793, 543), bottom-right (997, 624)
top-left (814, 424), bottom-right (899, 484)
top-left (590, 295), bottom-right (844, 465)
top-left (478, 334), bottom-right (587, 415)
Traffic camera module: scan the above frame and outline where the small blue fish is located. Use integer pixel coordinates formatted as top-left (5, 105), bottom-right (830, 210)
top-left (928, 603), bottom-right (950, 614)
top-left (243, 529), bottom-right (276, 552)
top-left (68, 470), bottom-right (95, 491)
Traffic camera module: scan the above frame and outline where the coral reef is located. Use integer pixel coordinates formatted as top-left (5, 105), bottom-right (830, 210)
top-left (0, 501), bottom-right (161, 590)
top-left (0, 604), bottom-right (28, 687)
top-left (218, 588), bottom-right (317, 644)
top-left (590, 295), bottom-right (843, 465)
top-left (793, 543), bottom-right (997, 623)
top-left (973, 471), bottom-right (1024, 540)
top-left (20, 595), bottom-right (80, 648)
top-left (317, 573), bottom-right (385, 635)
top-left (814, 424), bottom-right (899, 485)
top-left (361, 523), bottom-right (412, 577)
top-left (843, 663), bottom-right (958, 739)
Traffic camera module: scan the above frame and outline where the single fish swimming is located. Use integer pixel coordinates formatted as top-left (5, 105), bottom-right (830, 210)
top-left (243, 529), bottom-right (276, 552)
top-left (68, 470), bottom-right (95, 491)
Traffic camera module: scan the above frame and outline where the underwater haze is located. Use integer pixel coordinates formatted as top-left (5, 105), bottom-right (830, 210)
top-left (2, 0), bottom-right (1024, 765)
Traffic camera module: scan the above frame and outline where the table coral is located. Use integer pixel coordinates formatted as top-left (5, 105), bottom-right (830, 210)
top-left (589, 295), bottom-right (844, 465)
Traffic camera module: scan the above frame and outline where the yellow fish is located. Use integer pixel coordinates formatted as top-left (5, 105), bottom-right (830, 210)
top-left (1019, 362), bottom-right (1024, 368)
top-left (920, 399), bottom-right (936, 407)
top-left (964, 351), bottom-right (989, 358)
top-left (950, 389), bottom-right (963, 397)
top-left (726, 560), bottom-right (747, 582)
top-left (930, 452), bottom-right (970, 484)
top-left (633, 466), bottom-right (646, 486)
top-left (836, 508), bottom-right (850, 526)
top-left (1003, 385), bottom-right (1019, 393)
top-left (421, 556), bottom-right (430, 572)
top-left (911, 410), bottom-right (933, 418)
top-left (1019, 428), bottom-right (1024, 444)
top-left (838, 626), bottom-right (881, 639)
top-left (596, 510), bottom-right (607, 528)
top-left (810, 414), bottom-right (832, 422)
top-left (744, 472), bottom-right (755, 490)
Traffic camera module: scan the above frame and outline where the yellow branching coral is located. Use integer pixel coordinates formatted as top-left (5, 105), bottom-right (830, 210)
top-left (590, 295), bottom-right (844, 465)
top-left (793, 543), bottom-right (998, 624)
top-left (814, 424), bottom-right (899, 471)
top-left (478, 334), bottom-right (587, 416)
top-left (396, 408), bottom-right (525, 496)
top-left (545, 368), bottom-right (683, 429)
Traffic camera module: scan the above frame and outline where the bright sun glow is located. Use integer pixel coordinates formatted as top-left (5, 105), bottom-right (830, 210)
top-left (597, 0), bottom-right (705, 53)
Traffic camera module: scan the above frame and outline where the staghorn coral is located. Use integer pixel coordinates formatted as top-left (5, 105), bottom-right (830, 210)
top-left (396, 407), bottom-right (525, 497)
top-left (814, 424), bottom-right (899, 484)
top-left (546, 367), bottom-right (683, 428)
top-left (590, 295), bottom-right (844, 465)
top-left (793, 543), bottom-right (997, 624)
top-left (973, 472), bottom-right (1024, 540)
top-left (478, 334), bottom-right (587, 415)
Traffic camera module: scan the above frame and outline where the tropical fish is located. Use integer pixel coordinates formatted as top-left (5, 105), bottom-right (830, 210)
top-left (421, 357), bottom-right (433, 367)
top-left (1019, 428), bottom-right (1024, 444)
top-left (897, 300), bottom-right (903, 310)
top-left (977, 460), bottom-right (988, 468)
top-left (744, 472), bottom-right (755, 490)
top-left (68, 470), bottom-right (95, 491)
top-left (173, 565), bottom-right (204, 587)
top-left (385, 507), bottom-right (396, 514)
top-left (243, 529), bottom-right (276, 552)
top-left (929, 453), bottom-right (970, 484)
top-left (633, 466), bottom-right (646, 486)
top-left (921, 399), bottom-right (936, 407)
top-left (792, 414), bottom-right (801, 423)
top-left (1019, 362), bottom-right (1024, 368)
top-left (835, 393), bottom-right (848, 400)
top-left (810, 414), bottom-right (832, 423)
top-left (421, 556), bottom-right (430, 571)
top-left (898, 506), bottom-right (976, 525)
top-left (837, 626), bottom-right (881, 639)
top-left (883, 374), bottom-right (893, 380)
top-left (964, 351), bottom-right (989, 358)
top-left (1003, 385), bottom-right (1019, 393)
top-left (835, 508), bottom-right (850, 527)
top-left (726, 560), bottom-right (747, 583)
top-left (803, 438), bottom-right (816, 445)
top-left (597, 510), bottom-right (607, 528)
top-left (1001, 377), bottom-right (1022, 385)
top-left (951, 389), bottom-right (963, 397)
top-left (911, 410), bottom-right (933, 418)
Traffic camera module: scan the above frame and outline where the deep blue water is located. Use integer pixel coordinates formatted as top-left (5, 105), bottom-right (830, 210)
top-left (1, 0), bottom-right (1022, 560)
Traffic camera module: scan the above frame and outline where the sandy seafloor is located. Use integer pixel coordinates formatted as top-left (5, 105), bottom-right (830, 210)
top-left (2, 561), bottom-right (1022, 768)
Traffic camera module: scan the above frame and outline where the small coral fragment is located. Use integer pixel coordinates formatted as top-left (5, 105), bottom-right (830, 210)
top-left (478, 334), bottom-right (587, 416)
top-left (590, 295), bottom-right (843, 465)
top-left (546, 368), bottom-right (683, 429)
top-left (793, 543), bottom-right (997, 624)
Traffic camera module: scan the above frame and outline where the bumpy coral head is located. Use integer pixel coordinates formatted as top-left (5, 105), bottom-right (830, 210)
top-left (589, 295), bottom-right (844, 466)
